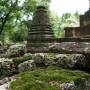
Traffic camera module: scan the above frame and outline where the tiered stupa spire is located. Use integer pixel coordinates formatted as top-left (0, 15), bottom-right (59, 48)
top-left (28, 6), bottom-right (54, 41)
top-left (27, 6), bottom-right (54, 53)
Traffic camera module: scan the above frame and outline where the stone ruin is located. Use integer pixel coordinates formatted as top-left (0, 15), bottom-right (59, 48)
top-left (27, 5), bottom-right (90, 55)
top-left (27, 6), bottom-right (55, 53)
top-left (64, 6), bottom-right (90, 38)
top-left (28, 6), bottom-right (54, 40)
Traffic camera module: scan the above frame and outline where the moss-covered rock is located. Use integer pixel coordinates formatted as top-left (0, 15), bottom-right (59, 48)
top-left (0, 54), bottom-right (33, 78)
top-left (32, 53), bottom-right (56, 67)
top-left (56, 54), bottom-right (86, 69)
top-left (18, 60), bottom-right (36, 72)
top-left (6, 44), bottom-right (26, 57)
top-left (32, 53), bottom-right (87, 69)
top-left (0, 58), bottom-right (16, 77)
top-left (32, 53), bottom-right (45, 65)
top-left (13, 55), bottom-right (32, 66)
top-left (10, 66), bottom-right (90, 90)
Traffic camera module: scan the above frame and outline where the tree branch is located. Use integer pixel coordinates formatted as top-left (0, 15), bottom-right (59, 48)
top-left (0, 0), bottom-right (18, 35)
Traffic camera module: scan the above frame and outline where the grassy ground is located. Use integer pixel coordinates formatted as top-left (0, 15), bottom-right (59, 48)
top-left (10, 66), bottom-right (90, 90)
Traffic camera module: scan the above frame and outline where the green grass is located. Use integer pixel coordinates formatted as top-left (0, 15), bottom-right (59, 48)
top-left (10, 66), bottom-right (90, 90)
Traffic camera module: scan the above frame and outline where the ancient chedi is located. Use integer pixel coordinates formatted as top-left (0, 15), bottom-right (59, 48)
top-left (64, 0), bottom-right (90, 38)
top-left (27, 6), bottom-right (55, 53)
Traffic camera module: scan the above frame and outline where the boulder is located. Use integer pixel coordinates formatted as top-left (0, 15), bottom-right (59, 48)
top-left (32, 53), bottom-right (57, 67)
top-left (6, 44), bottom-right (26, 57)
top-left (0, 58), bottom-right (16, 77)
top-left (44, 54), bottom-right (58, 66)
top-left (31, 53), bottom-right (87, 69)
top-left (49, 42), bottom-right (90, 54)
top-left (69, 54), bottom-right (86, 69)
top-left (32, 53), bottom-right (45, 67)
top-left (60, 81), bottom-right (76, 90)
top-left (18, 60), bottom-right (36, 72)
top-left (60, 79), bottom-right (90, 90)
top-left (55, 54), bottom-right (86, 69)
top-left (56, 54), bottom-right (69, 68)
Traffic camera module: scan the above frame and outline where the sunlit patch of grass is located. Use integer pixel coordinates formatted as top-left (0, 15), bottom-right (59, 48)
top-left (11, 66), bottom-right (90, 90)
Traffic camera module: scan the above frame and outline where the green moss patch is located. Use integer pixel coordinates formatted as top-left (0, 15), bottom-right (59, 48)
top-left (11, 66), bottom-right (90, 90)
top-left (13, 55), bottom-right (32, 66)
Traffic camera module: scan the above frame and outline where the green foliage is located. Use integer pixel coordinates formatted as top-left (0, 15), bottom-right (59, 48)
top-left (13, 55), bottom-right (32, 66)
top-left (50, 12), bottom-right (80, 38)
top-left (0, 0), bottom-right (79, 42)
top-left (0, 0), bottom-right (24, 42)
top-left (0, 0), bottom-right (50, 43)
top-left (11, 66), bottom-right (90, 90)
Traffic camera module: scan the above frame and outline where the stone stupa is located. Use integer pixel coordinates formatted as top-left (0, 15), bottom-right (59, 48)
top-left (27, 6), bottom-right (55, 53)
